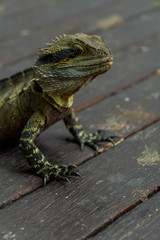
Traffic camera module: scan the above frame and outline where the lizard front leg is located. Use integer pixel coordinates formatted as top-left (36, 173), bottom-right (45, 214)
top-left (19, 112), bottom-right (79, 184)
top-left (64, 109), bottom-right (117, 151)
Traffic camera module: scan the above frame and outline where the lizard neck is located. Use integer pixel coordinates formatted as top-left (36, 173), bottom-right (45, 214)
top-left (43, 92), bottom-right (74, 112)
top-left (45, 82), bottom-right (88, 111)
top-left (41, 80), bottom-right (90, 111)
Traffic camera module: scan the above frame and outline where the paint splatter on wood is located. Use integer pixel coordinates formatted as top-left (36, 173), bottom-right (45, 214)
top-left (137, 145), bottom-right (160, 166)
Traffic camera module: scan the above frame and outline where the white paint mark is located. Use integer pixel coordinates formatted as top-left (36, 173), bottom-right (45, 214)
top-left (20, 29), bottom-right (30, 37)
top-left (124, 97), bottom-right (130, 102)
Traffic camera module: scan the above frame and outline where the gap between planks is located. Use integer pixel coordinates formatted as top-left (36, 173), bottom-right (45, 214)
top-left (84, 184), bottom-right (160, 240)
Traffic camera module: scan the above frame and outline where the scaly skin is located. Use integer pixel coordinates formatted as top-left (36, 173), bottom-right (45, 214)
top-left (0, 33), bottom-right (114, 184)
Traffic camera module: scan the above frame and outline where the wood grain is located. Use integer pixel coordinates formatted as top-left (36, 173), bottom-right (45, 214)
top-left (0, 0), bottom-right (155, 40)
top-left (94, 192), bottom-right (160, 240)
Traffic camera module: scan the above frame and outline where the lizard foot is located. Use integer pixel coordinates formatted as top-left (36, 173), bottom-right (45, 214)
top-left (37, 165), bottom-right (81, 185)
top-left (74, 130), bottom-right (119, 151)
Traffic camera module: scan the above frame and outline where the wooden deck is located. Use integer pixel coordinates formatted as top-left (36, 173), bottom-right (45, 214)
top-left (0, 0), bottom-right (160, 239)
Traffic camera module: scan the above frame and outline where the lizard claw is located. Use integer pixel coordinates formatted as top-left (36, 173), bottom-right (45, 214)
top-left (41, 164), bottom-right (80, 185)
top-left (74, 130), bottom-right (119, 151)
top-left (80, 142), bottom-right (84, 151)
top-left (57, 176), bottom-right (71, 184)
top-left (70, 171), bottom-right (82, 179)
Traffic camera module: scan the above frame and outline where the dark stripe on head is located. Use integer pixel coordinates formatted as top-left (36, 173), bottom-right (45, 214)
top-left (36, 48), bottom-right (77, 65)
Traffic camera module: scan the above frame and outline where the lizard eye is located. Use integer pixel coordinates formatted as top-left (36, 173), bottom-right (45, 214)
top-left (73, 43), bottom-right (84, 55)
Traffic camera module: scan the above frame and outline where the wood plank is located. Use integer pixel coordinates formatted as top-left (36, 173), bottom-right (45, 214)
top-left (0, 73), bottom-right (160, 207)
top-left (1, 0), bottom-right (115, 20)
top-left (94, 192), bottom-right (160, 240)
top-left (101, 10), bottom-right (160, 51)
top-left (0, 0), bottom-right (117, 39)
top-left (1, 116), bottom-right (160, 239)
top-left (0, 0), bottom-right (159, 67)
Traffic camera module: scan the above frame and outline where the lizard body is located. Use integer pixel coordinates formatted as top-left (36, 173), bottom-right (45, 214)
top-left (0, 33), bottom-right (114, 183)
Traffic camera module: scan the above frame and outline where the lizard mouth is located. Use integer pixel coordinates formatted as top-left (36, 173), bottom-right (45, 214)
top-left (71, 58), bottom-right (113, 74)
top-left (106, 55), bottom-right (113, 66)
top-left (107, 59), bottom-right (113, 67)
top-left (79, 57), bottom-right (113, 69)
top-left (89, 56), bottom-right (113, 69)
top-left (54, 56), bottom-right (113, 78)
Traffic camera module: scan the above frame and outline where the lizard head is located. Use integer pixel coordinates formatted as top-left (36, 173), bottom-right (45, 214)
top-left (35, 33), bottom-right (113, 95)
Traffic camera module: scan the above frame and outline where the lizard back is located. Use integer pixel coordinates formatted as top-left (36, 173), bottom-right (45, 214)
top-left (0, 69), bottom-right (34, 146)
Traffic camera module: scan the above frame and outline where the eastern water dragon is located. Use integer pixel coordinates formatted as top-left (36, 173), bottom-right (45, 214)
top-left (0, 33), bottom-right (114, 184)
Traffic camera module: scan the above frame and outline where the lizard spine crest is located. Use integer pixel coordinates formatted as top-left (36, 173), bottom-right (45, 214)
top-left (0, 67), bottom-right (33, 89)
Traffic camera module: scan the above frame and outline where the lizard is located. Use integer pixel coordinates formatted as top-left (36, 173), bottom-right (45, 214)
top-left (0, 33), bottom-right (114, 184)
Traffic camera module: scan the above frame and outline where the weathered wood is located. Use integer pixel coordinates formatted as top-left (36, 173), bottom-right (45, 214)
top-left (94, 192), bottom-right (160, 240)
top-left (1, 118), bottom-right (160, 239)
top-left (0, 73), bottom-right (160, 207)
top-left (0, 0), bottom-right (119, 39)
top-left (0, 0), bottom-right (156, 40)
